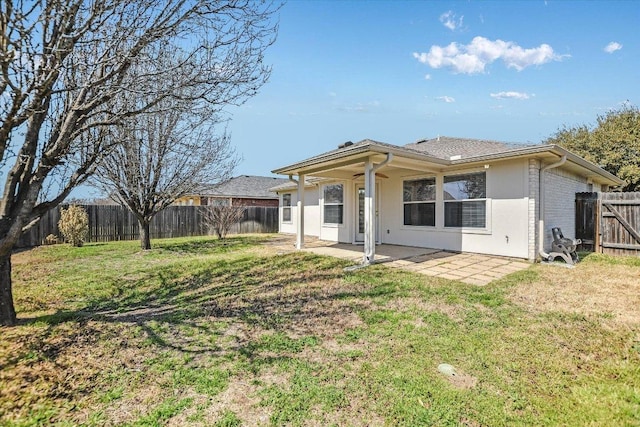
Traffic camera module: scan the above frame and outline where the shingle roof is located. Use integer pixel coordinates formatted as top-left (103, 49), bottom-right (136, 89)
top-left (404, 136), bottom-right (539, 160)
top-left (271, 136), bottom-right (623, 187)
top-left (199, 175), bottom-right (289, 199)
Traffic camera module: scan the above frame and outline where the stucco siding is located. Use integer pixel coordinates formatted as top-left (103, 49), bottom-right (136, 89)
top-left (278, 188), bottom-right (321, 237)
top-left (378, 159), bottom-right (530, 258)
top-left (319, 181), bottom-right (352, 243)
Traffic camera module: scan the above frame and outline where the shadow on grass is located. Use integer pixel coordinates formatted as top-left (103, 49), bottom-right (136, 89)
top-left (14, 250), bottom-right (358, 362)
top-left (153, 234), bottom-right (270, 255)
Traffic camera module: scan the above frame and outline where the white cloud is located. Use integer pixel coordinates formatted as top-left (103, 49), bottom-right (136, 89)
top-left (490, 91), bottom-right (532, 100)
top-left (604, 42), bottom-right (622, 53)
top-left (436, 96), bottom-right (455, 103)
top-left (424, 74), bottom-right (432, 80)
top-left (440, 11), bottom-right (463, 31)
top-left (413, 36), bottom-right (565, 74)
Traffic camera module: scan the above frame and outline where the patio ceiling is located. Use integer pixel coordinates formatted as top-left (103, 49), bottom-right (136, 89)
top-left (295, 152), bottom-right (446, 180)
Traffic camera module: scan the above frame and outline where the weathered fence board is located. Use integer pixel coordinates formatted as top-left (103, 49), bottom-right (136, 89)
top-left (16, 205), bottom-right (278, 248)
top-left (576, 192), bottom-right (640, 256)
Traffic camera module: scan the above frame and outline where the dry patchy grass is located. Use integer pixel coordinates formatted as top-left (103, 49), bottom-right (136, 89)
top-left (1, 237), bottom-right (639, 426)
top-left (509, 256), bottom-right (640, 326)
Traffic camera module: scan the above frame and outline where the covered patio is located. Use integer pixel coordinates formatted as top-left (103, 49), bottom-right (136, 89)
top-left (272, 140), bottom-right (450, 265)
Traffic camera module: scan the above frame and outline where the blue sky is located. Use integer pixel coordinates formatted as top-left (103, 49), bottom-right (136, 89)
top-left (228, 0), bottom-right (639, 178)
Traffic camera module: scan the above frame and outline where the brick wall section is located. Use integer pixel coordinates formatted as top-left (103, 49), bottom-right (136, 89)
top-left (201, 197), bottom-right (279, 207)
top-left (528, 159), bottom-right (540, 261)
top-left (543, 167), bottom-right (590, 251)
top-left (231, 198), bottom-right (279, 207)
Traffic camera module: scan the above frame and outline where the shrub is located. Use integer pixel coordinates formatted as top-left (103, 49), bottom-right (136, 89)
top-left (58, 205), bottom-right (89, 247)
top-left (202, 204), bottom-right (245, 239)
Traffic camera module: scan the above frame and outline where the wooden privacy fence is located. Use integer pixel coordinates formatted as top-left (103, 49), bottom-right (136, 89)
top-left (576, 192), bottom-right (640, 256)
top-left (17, 205), bottom-right (278, 248)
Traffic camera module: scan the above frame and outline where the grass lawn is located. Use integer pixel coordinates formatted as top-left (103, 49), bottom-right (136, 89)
top-left (1, 235), bottom-right (639, 426)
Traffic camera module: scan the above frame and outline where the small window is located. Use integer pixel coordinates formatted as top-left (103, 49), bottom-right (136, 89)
top-left (403, 178), bottom-right (436, 226)
top-left (282, 193), bottom-right (292, 222)
top-left (323, 184), bottom-right (343, 224)
top-left (444, 172), bottom-right (486, 228)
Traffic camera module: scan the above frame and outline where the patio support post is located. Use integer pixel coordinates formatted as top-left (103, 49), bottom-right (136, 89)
top-left (364, 159), bottom-right (374, 264)
top-left (363, 153), bottom-right (394, 265)
top-left (296, 173), bottom-right (305, 249)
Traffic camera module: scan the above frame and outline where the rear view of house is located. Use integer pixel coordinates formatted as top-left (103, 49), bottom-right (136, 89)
top-left (271, 137), bottom-right (622, 263)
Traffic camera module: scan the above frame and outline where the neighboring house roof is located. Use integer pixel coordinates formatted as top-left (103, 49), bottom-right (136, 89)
top-left (197, 175), bottom-right (290, 199)
top-left (271, 136), bottom-right (623, 188)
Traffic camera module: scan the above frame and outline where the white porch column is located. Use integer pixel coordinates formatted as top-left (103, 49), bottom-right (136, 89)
top-left (364, 159), bottom-right (375, 264)
top-left (363, 153), bottom-right (393, 265)
top-left (296, 173), bottom-right (305, 249)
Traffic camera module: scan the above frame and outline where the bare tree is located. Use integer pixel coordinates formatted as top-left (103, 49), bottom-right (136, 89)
top-left (202, 204), bottom-right (246, 239)
top-left (0, 1), bottom-right (277, 326)
top-left (92, 107), bottom-right (238, 250)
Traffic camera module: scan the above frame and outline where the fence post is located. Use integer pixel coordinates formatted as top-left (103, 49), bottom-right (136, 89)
top-left (594, 195), bottom-right (600, 253)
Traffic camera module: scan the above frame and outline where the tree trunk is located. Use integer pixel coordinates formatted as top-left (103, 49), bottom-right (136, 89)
top-left (139, 220), bottom-right (152, 250)
top-left (0, 253), bottom-right (16, 326)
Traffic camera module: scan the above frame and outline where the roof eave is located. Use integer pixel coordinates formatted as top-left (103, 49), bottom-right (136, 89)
top-left (271, 142), bottom-right (448, 175)
top-left (273, 141), bottom-right (623, 188)
top-left (549, 145), bottom-right (623, 186)
top-left (450, 145), bottom-right (623, 186)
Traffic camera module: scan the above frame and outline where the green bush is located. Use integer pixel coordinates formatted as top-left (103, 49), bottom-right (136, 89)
top-left (58, 205), bottom-right (89, 247)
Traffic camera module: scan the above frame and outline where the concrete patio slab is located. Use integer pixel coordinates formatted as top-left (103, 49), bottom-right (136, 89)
top-left (267, 236), bottom-right (531, 286)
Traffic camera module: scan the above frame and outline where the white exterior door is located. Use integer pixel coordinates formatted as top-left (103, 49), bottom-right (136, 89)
top-left (355, 185), bottom-right (379, 242)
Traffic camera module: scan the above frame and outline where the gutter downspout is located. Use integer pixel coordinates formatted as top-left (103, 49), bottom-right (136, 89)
top-left (538, 155), bottom-right (566, 260)
top-left (364, 153), bottom-right (393, 264)
top-left (372, 153), bottom-right (393, 175)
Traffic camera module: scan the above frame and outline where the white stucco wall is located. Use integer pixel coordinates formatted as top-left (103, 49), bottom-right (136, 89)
top-left (278, 182), bottom-right (353, 242)
top-left (378, 159), bottom-right (530, 258)
top-left (278, 187), bottom-right (321, 237)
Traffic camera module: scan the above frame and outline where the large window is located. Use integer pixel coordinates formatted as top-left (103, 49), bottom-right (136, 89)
top-left (323, 184), bottom-right (344, 224)
top-left (444, 172), bottom-right (486, 228)
top-left (403, 178), bottom-right (436, 226)
top-left (282, 193), bottom-right (292, 222)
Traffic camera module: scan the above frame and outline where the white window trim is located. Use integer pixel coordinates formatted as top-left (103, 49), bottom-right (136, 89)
top-left (443, 170), bottom-right (489, 230)
top-left (322, 182), bottom-right (345, 227)
top-left (397, 170), bottom-right (492, 234)
top-left (281, 193), bottom-right (292, 224)
top-left (402, 177), bottom-right (437, 228)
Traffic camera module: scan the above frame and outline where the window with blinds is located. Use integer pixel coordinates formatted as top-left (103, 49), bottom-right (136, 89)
top-left (323, 184), bottom-right (344, 224)
top-left (403, 178), bottom-right (436, 226)
top-left (443, 172), bottom-right (486, 228)
top-left (282, 193), bottom-right (292, 222)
